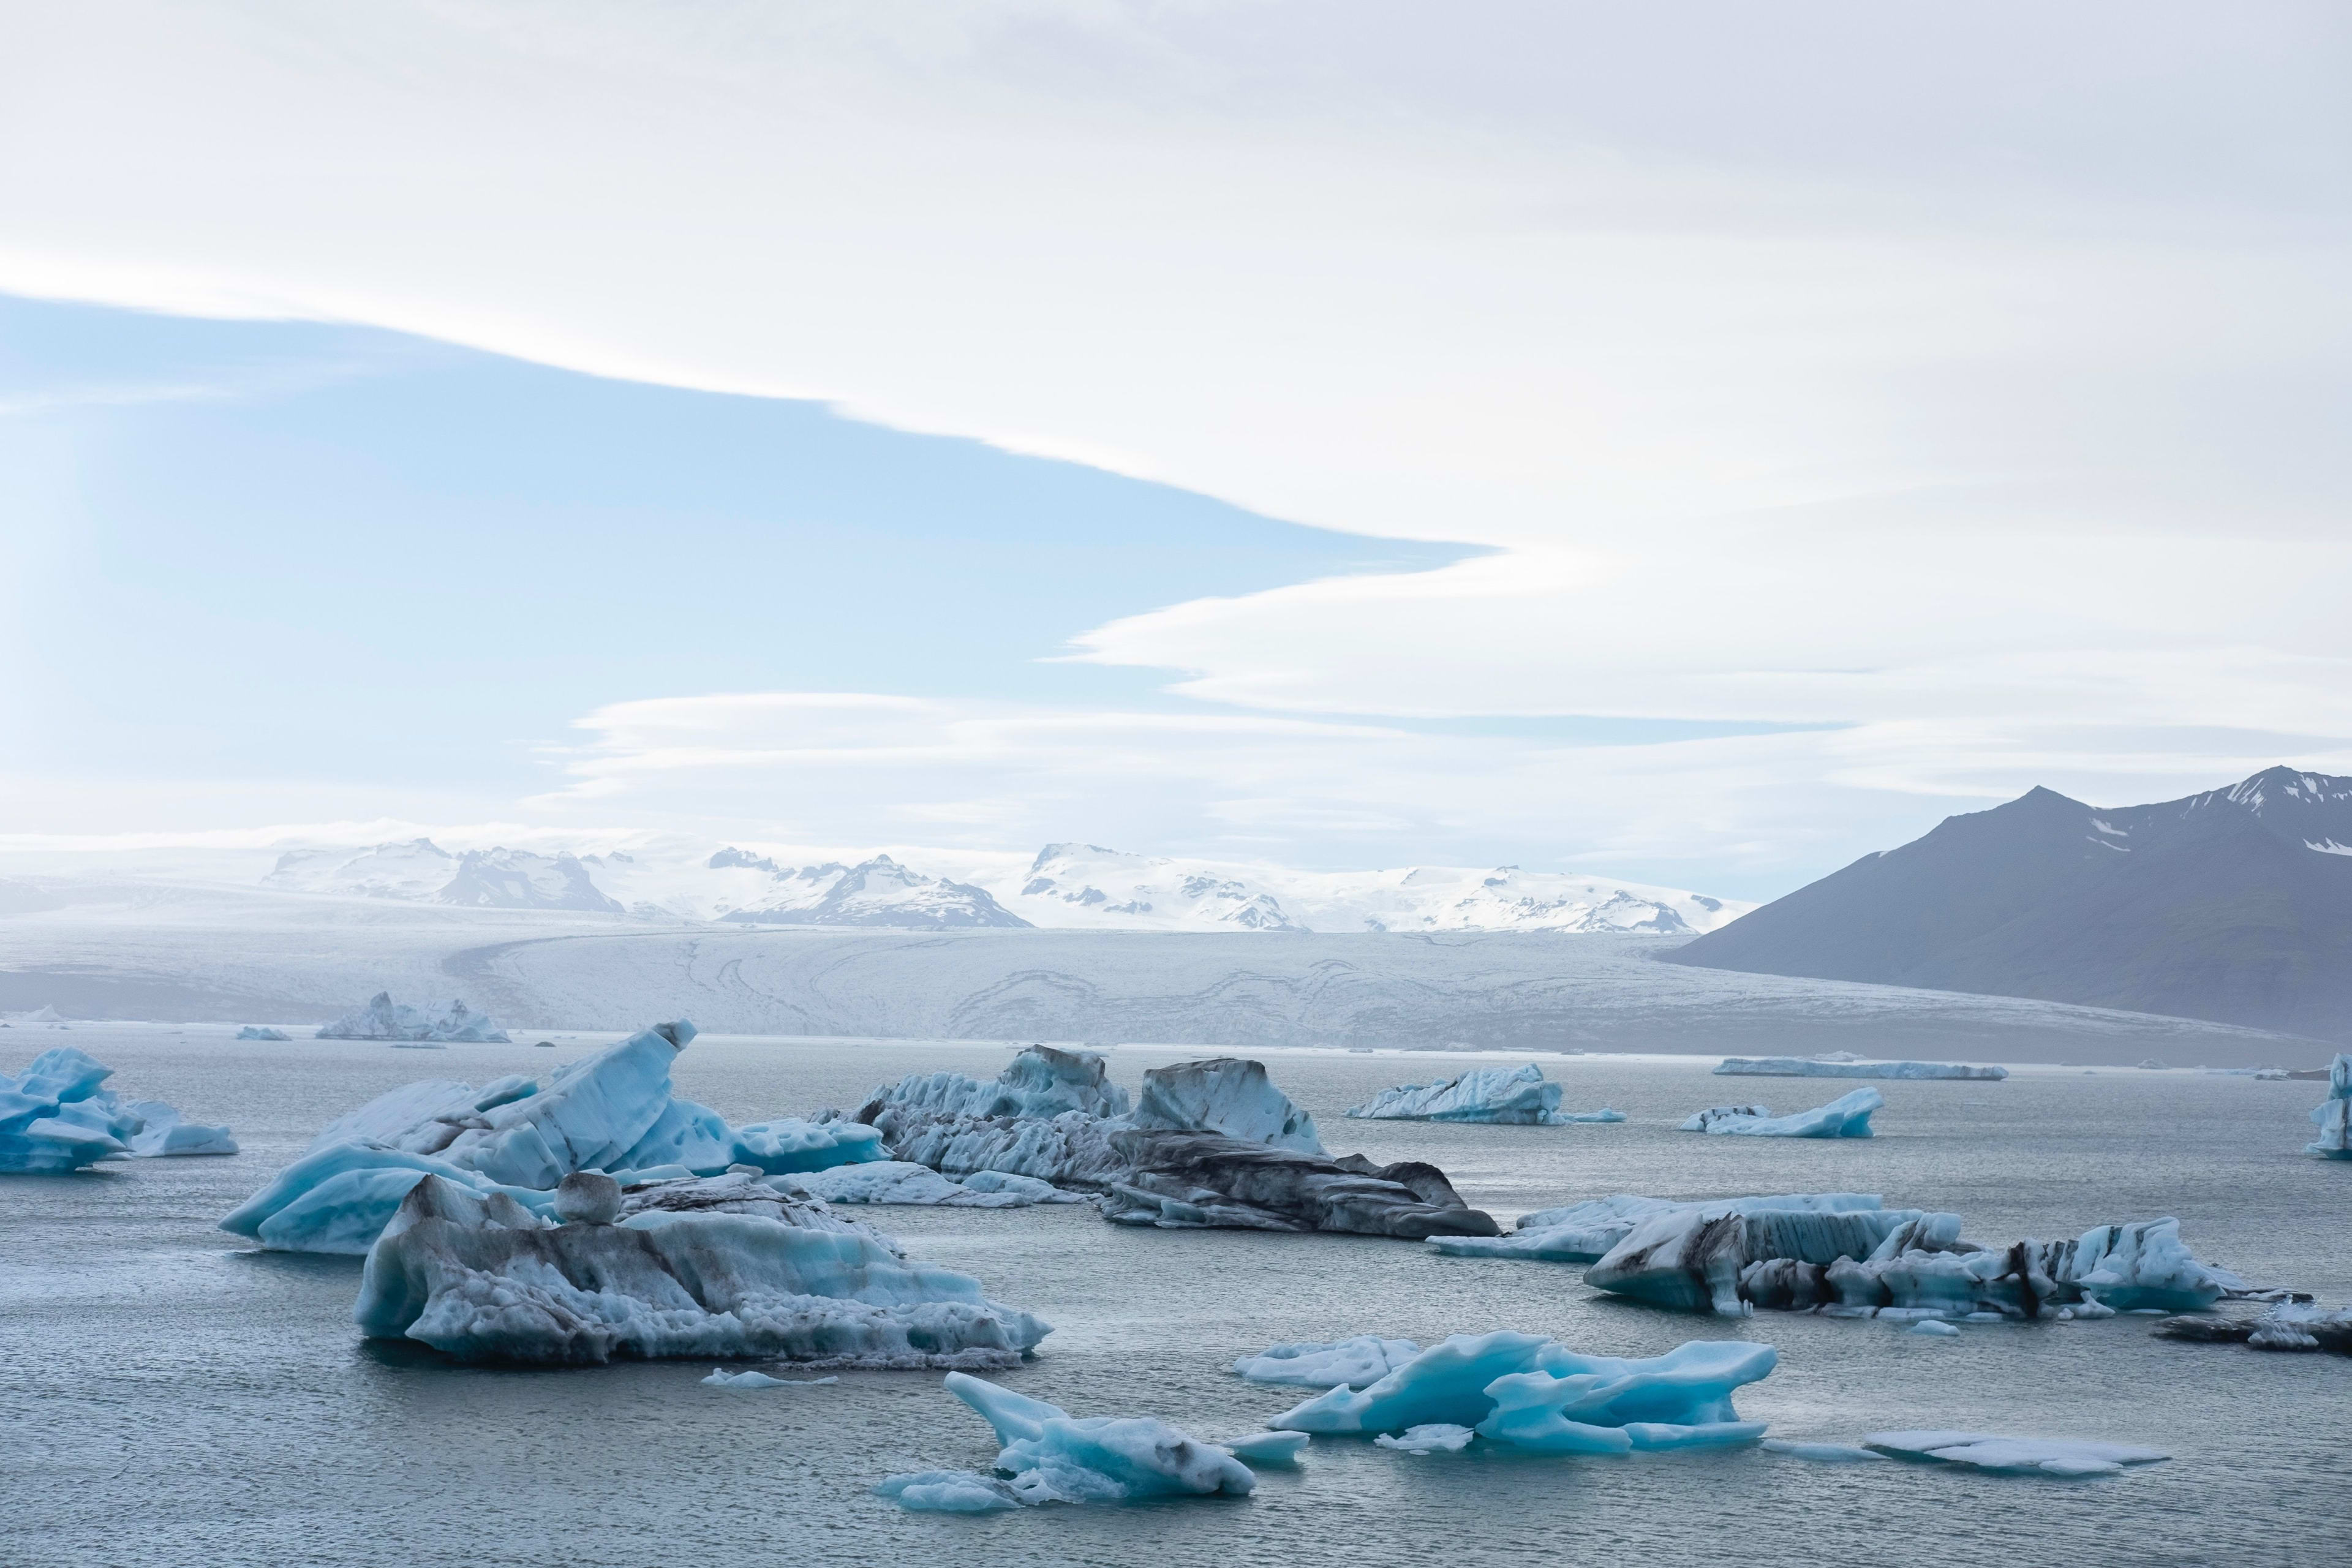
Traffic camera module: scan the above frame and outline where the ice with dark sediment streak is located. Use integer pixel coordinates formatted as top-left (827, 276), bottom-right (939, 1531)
top-left (2307, 1053), bottom-right (2350, 1159)
top-left (1863, 1431), bottom-right (2169, 1477)
top-left (788, 1160), bottom-right (1082, 1207)
top-left (1129, 1057), bottom-right (1323, 1151)
top-left (1716, 1055), bottom-right (2007, 1081)
top-left (1, 1047), bottom-right (237, 1172)
top-left (1232, 1336), bottom-right (1423, 1389)
top-left (1096, 1131), bottom-right (1498, 1240)
top-left (222, 1022), bottom-right (884, 1253)
top-left (1430, 1192), bottom-right (1889, 1264)
top-left (1344, 1063), bottom-right (1622, 1125)
top-left (2155, 1300), bottom-right (2352, 1354)
top-left (876, 1371), bottom-right (1256, 1511)
top-left (1585, 1203), bottom-right (2239, 1320)
top-left (1268, 1330), bottom-right (1776, 1454)
top-left (1680, 1087), bottom-right (1882, 1137)
top-left (316, 992), bottom-right (511, 1043)
top-left (355, 1171), bottom-right (1050, 1366)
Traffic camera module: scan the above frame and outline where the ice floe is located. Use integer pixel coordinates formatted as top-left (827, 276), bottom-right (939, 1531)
top-left (701, 1368), bottom-right (838, 1387)
top-left (235, 1026), bottom-right (291, 1041)
top-left (1269, 1331), bottom-right (1776, 1454)
top-left (2307, 1054), bottom-right (2350, 1159)
top-left (1429, 1192), bottom-right (1888, 1265)
top-left (1716, 1055), bottom-right (2007, 1081)
top-left (1344, 1064), bottom-right (1621, 1125)
top-left (1232, 1336), bottom-right (1424, 1389)
top-left (1376, 1423), bottom-right (1476, 1454)
top-left (223, 1022), bottom-right (882, 1252)
top-left (1908, 1318), bottom-right (1961, 1337)
top-left (356, 1172), bottom-right (1049, 1366)
top-left (1, 1047), bottom-right (237, 1172)
top-left (1761, 1439), bottom-right (1886, 1462)
top-left (791, 1160), bottom-right (1082, 1207)
top-left (1681, 1087), bottom-right (1882, 1137)
top-left (1221, 1431), bottom-right (1310, 1464)
top-left (1863, 1430), bottom-right (2169, 1477)
top-left (878, 1371), bottom-right (1255, 1510)
top-left (2155, 1301), bottom-right (2352, 1354)
top-left (317, 992), bottom-right (511, 1044)
top-left (1584, 1204), bottom-right (2239, 1320)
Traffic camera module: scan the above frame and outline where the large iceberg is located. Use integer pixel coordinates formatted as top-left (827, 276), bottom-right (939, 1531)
top-left (878, 1371), bottom-right (1255, 1510)
top-left (1232, 1336), bottom-right (1423, 1389)
top-left (1344, 1064), bottom-right (1622, 1125)
top-left (1681, 1087), bottom-right (1882, 1137)
top-left (317, 992), bottom-right (511, 1044)
top-left (1585, 1204), bottom-right (2237, 1319)
top-left (1863, 1430), bottom-right (2168, 1477)
top-left (1716, 1055), bottom-right (2007, 1081)
top-left (356, 1171), bottom-right (1049, 1366)
top-left (223, 1021), bottom-right (883, 1253)
top-left (860, 1046), bottom-right (1497, 1240)
top-left (1267, 1330), bottom-right (1776, 1455)
top-left (1430, 1192), bottom-right (1889, 1265)
top-left (2155, 1301), bottom-right (2352, 1355)
top-left (1, 1048), bottom-right (238, 1172)
top-left (2307, 1054), bottom-right (2350, 1159)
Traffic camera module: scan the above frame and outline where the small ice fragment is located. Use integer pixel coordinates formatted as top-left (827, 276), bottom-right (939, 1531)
top-left (1908, 1319), bottom-right (1961, 1337)
top-left (1221, 1431), bottom-right (1310, 1464)
top-left (702, 1368), bottom-right (839, 1388)
top-left (1375, 1423), bottom-right (1476, 1454)
top-left (1760, 1439), bottom-right (1887, 1463)
top-left (873, 1471), bottom-right (1022, 1512)
top-left (1863, 1430), bottom-right (2170, 1476)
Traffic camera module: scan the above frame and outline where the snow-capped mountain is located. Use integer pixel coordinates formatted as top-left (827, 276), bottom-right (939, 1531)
top-left (1008, 843), bottom-right (1743, 934)
top-left (434, 848), bottom-right (622, 913)
top-left (263, 839), bottom-right (622, 912)
top-left (264, 839), bottom-right (458, 899)
top-left (716, 855), bottom-right (1029, 929)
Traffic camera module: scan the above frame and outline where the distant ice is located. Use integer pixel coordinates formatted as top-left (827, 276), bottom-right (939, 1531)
top-left (1232, 1336), bottom-right (1423, 1389)
top-left (1681, 1087), bottom-right (1882, 1137)
top-left (1716, 1055), bottom-right (2007, 1081)
top-left (1344, 1063), bottom-right (1621, 1126)
top-left (317, 992), bottom-right (511, 1044)
top-left (1, 1047), bottom-right (236, 1172)
top-left (1863, 1430), bottom-right (2169, 1477)
top-left (701, 1368), bottom-right (838, 1387)
top-left (235, 1026), bottom-right (290, 1041)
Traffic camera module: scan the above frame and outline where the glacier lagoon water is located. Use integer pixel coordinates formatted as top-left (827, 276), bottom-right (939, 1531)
top-left (5, 1026), bottom-right (2347, 1567)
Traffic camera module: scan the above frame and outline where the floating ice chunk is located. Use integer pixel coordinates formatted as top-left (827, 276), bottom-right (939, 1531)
top-left (1908, 1319), bottom-right (1962, 1337)
top-left (792, 1159), bottom-right (1079, 1207)
top-left (1232, 1336), bottom-right (1423, 1389)
top-left (235, 1026), bottom-right (290, 1041)
top-left (1376, 1423), bottom-right (1476, 1454)
top-left (2155, 1301), bottom-right (2352, 1354)
top-left (1269, 1331), bottom-right (1775, 1455)
top-left (2307, 1054), bottom-right (2350, 1160)
top-left (869, 1046), bottom-right (1133, 1122)
top-left (221, 1144), bottom-right (559, 1253)
top-left (730, 1118), bottom-right (888, 1174)
top-left (1586, 1204), bottom-right (1937, 1314)
top-left (880, 1372), bottom-right (1254, 1510)
top-left (1221, 1431), bottom-right (1310, 1464)
top-left (1716, 1057), bottom-right (2006, 1081)
top-left (356, 1175), bottom-right (1050, 1366)
top-left (1345, 1065), bottom-right (1628, 1126)
top-left (317, 992), bottom-right (511, 1043)
top-left (1863, 1430), bottom-right (2169, 1476)
top-left (701, 1368), bottom-right (838, 1387)
top-left (1431, 1192), bottom-right (1888, 1265)
top-left (1762, 1439), bottom-right (1887, 1462)
top-left (1131, 1057), bottom-right (1322, 1152)
top-left (1099, 1132), bottom-right (1498, 1239)
top-left (1, 1047), bottom-right (235, 1171)
top-left (1681, 1088), bottom-right (1882, 1138)
top-left (873, 1470), bottom-right (1023, 1512)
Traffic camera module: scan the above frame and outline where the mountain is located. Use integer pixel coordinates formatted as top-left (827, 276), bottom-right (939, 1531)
top-left (1666, 766), bottom-right (2352, 1039)
top-left (263, 839), bottom-right (624, 912)
top-left (433, 848), bottom-right (624, 913)
top-left (719, 856), bottom-right (1031, 929)
top-left (1008, 843), bottom-right (1743, 935)
top-left (264, 839), bottom-right (458, 899)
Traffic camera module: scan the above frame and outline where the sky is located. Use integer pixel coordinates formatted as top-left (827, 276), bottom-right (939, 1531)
top-left (2, 2), bottom-right (2348, 900)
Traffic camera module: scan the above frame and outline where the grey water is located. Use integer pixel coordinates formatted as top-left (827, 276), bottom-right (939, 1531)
top-left (6, 1027), bottom-right (2346, 1567)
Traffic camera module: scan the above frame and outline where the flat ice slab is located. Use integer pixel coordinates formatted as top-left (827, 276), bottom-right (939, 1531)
top-left (1376, 1423), bottom-right (1476, 1453)
top-left (1232, 1336), bottom-right (1423, 1389)
top-left (1681, 1087), bottom-right (1882, 1137)
top-left (1863, 1430), bottom-right (2169, 1477)
top-left (1431, 1192), bottom-right (1887, 1265)
top-left (790, 1160), bottom-right (1081, 1207)
top-left (1716, 1055), bottom-right (2007, 1081)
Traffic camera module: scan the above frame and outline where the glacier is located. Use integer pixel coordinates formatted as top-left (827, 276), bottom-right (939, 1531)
top-left (1232, 1336), bottom-right (1423, 1389)
top-left (317, 992), bottom-right (511, 1044)
top-left (1344, 1063), bottom-right (1622, 1126)
top-left (2306, 1053), bottom-right (2350, 1159)
top-left (1681, 1087), bottom-right (1882, 1137)
top-left (1267, 1330), bottom-right (1776, 1455)
top-left (1715, 1055), bottom-right (2008, 1081)
top-left (356, 1171), bottom-right (1049, 1366)
top-left (1, 1047), bottom-right (238, 1172)
top-left (222, 1021), bottom-right (882, 1252)
top-left (1863, 1430), bottom-right (2169, 1477)
top-left (790, 1160), bottom-right (1082, 1207)
top-left (1428, 1192), bottom-right (1889, 1265)
top-left (1583, 1204), bottom-right (2239, 1319)
top-left (878, 1371), bottom-right (1256, 1510)
top-left (860, 1046), bottom-right (1497, 1240)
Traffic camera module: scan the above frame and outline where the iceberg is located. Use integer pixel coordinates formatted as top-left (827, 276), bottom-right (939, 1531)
top-left (1429, 1192), bottom-right (1888, 1264)
top-left (1232, 1336), bottom-right (1423, 1389)
top-left (1863, 1430), bottom-right (2169, 1477)
top-left (1344, 1064), bottom-right (1621, 1125)
top-left (317, 992), bottom-right (511, 1044)
top-left (877, 1371), bottom-right (1256, 1510)
top-left (1376, 1424), bottom-right (1476, 1454)
top-left (1, 1047), bottom-right (237, 1172)
top-left (1584, 1205), bottom-right (2237, 1320)
top-left (790, 1160), bottom-right (1082, 1207)
top-left (1716, 1056), bottom-right (2007, 1081)
top-left (1681, 1087), bottom-right (1882, 1137)
top-left (701, 1368), bottom-right (838, 1387)
top-left (356, 1172), bottom-right (1050, 1366)
top-left (1130, 1057), bottom-right (1322, 1152)
top-left (224, 1022), bottom-right (881, 1253)
top-left (2306, 1054), bottom-right (2350, 1159)
top-left (1761, 1439), bottom-right (1886, 1463)
top-left (2155, 1301), bottom-right (2352, 1355)
top-left (235, 1026), bottom-right (292, 1041)
top-left (1098, 1131), bottom-right (1498, 1240)
top-left (1268, 1330), bottom-right (1776, 1455)
top-left (1221, 1431), bottom-right (1310, 1464)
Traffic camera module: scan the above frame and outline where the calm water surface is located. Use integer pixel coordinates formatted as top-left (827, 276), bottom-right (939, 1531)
top-left (5, 1026), bottom-right (2346, 1568)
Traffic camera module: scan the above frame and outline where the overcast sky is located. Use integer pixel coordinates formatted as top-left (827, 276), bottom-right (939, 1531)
top-left (4, 2), bottom-right (2348, 898)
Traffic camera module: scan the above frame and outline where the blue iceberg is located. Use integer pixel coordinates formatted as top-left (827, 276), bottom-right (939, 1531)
top-left (1345, 1063), bottom-right (1623, 1125)
top-left (1232, 1335), bottom-right (1423, 1389)
top-left (1716, 1055), bottom-right (2006, 1081)
top-left (1430, 1191), bottom-right (1891, 1265)
top-left (1, 1048), bottom-right (237, 1172)
top-left (317, 992), bottom-right (511, 1043)
top-left (2307, 1054), bottom-right (2350, 1160)
top-left (1681, 1087), bottom-right (1882, 1137)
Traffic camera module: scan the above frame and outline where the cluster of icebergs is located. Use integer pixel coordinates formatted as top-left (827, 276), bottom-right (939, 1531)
top-left (1343, 1064), bottom-right (1623, 1125)
top-left (1716, 1054), bottom-right (2008, 1081)
top-left (315, 992), bottom-right (511, 1045)
top-left (1, 1048), bottom-right (237, 1172)
top-left (2308, 1054), bottom-right (2350, 1159)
